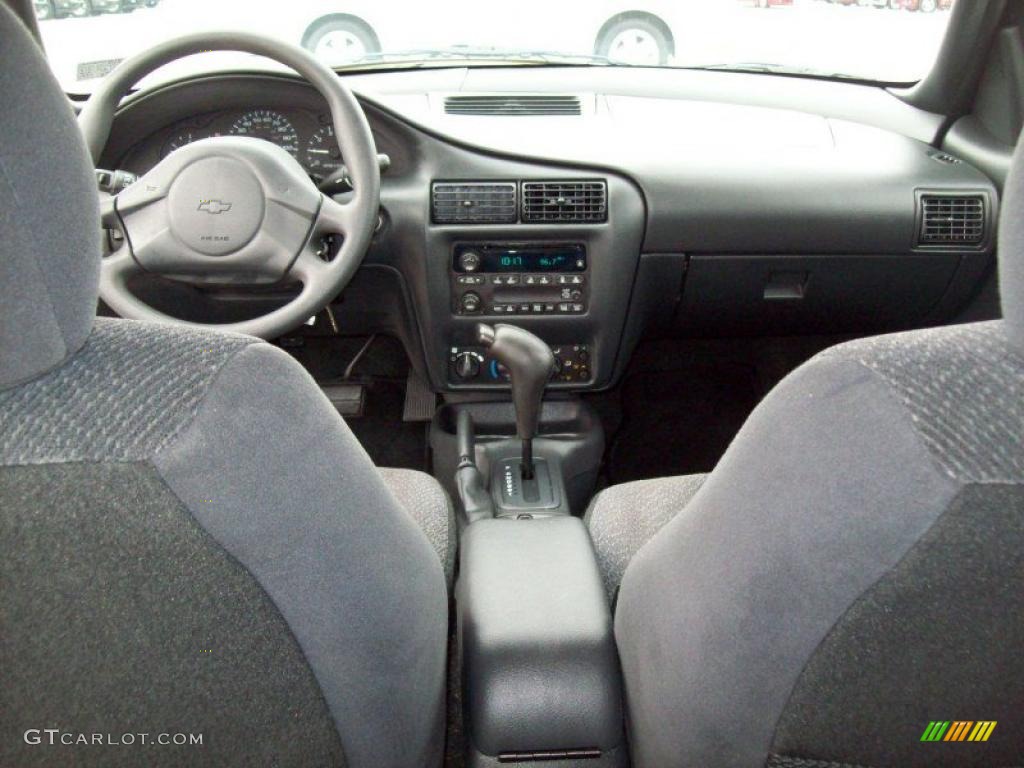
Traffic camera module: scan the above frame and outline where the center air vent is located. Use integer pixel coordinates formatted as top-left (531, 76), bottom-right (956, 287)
top-left (444, 95), bottom-right (582, 116)
top-left (522, 181), bottom-right (608, 224)
top-left (918, 194), bottom-right (986, 247)
top-left (432, 182), bottom-right (517, 224)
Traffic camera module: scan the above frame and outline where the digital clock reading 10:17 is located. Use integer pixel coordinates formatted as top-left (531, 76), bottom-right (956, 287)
top-left (494, 252), bottom-right (575, 272)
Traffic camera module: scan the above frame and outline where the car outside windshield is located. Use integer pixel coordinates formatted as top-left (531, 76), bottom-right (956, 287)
top-left (37, 0), bottom-right (957, 93)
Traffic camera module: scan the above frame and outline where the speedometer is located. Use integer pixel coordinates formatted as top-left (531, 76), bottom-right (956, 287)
top-left (229, 109), bottom-right (300, 159)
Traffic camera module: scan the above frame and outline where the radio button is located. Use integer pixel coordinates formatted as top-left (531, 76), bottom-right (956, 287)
top-left (505, 275), bottom-right (520, 285)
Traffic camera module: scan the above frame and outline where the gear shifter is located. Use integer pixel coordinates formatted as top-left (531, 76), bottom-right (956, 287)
top-left (476, 323), bottom-right (555, 480)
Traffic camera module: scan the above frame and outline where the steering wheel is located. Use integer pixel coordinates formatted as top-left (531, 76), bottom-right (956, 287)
top-left (78, 33), bottom-right (381, 339)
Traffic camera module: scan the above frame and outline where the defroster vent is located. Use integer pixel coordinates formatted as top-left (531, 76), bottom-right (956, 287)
top-left (918, 194), bottom-right (986, 247)
top-left (444, 95), bottom-right (582, 116)
top-left (522, 181), bottom-right (608, 224)
top-left (432, 182), bottom-right (517, 224)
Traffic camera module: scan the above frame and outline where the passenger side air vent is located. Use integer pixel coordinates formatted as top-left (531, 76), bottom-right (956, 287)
top-left (522, 181), bottom-right (608, 224)
top-left (918, 194), bottom-right (986, 247)
top-left (444, 95), bottom-right (582, 116)
top-left (432, 182), bottom-right (517, 224)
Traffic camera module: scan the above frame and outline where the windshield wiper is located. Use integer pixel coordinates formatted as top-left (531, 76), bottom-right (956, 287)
top-left (334, 47), bottom-right (614, 70)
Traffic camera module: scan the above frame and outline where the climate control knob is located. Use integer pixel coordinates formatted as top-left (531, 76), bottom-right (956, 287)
top-left (461, 292), bottom-right (482, 314)
top-left (459, 251), bottom-right (482, 272)
top-left (454, 352), bottom-right (481, 380)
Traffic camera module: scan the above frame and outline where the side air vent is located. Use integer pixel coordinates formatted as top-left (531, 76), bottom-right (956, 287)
top-left (444, 95), bottom-right (582, 116)
top-left (918, 194), bottom-right (986, 247)
top-left (432, 182), bottom-right (517, 224)
top-left (522, 181), bottom-right (608, 224)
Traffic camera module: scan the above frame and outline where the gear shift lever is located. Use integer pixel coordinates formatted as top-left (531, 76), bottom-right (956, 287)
top-left (476, 323), bottom-right (555, 480)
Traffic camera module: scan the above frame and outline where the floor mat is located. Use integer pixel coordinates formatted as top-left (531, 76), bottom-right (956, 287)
top-left (345, 378), bottom-right (428, 471)
top-left (605, 360), bottom-right (760, 485)
top-left (595, 335), bottom-right (847, 486)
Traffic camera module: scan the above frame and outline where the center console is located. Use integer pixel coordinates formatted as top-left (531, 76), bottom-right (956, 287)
top-left (408, 157), bottom-right (644, 767)
top-left (437, 323), bottom-right (625, 766)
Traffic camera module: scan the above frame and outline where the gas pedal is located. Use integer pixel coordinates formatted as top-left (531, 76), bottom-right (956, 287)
top-left (402, 368), bottom-right (436, 422)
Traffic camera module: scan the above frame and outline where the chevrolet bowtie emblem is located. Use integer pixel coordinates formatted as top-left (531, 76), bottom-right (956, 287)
top-left (197, 199), bottom-right (232, 214)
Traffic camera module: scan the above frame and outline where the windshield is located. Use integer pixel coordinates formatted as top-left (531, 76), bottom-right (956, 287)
top-left (38, 0), bottom-right (957, 93)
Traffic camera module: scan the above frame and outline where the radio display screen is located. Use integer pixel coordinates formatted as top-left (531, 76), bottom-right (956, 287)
top-left (454, 243), bottom-right (586, 273)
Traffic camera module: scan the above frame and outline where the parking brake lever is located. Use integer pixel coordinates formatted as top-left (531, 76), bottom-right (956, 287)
top-left (455, 409), bottom-right (494, 524)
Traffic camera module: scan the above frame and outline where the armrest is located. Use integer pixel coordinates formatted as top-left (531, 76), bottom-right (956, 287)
top-left (457, 517), bottom-right (626, 767)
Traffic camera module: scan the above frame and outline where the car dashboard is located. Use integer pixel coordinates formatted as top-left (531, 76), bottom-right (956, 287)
top-left (102, 65), bottom-right (999, 394)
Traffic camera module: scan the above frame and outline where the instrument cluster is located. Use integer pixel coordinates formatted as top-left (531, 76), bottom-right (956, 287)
top-left (160, 107), bottom-right (344, 180)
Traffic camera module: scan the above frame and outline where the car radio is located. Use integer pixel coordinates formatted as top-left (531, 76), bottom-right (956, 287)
top-left (451, 243), bottom-right (589, 317)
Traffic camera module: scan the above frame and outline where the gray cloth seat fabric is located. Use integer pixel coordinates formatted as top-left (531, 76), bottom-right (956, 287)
top-left (584, 474), bottom-right (706, 602)
top-left (380, 467), bottom-right (457, 587)
top-left (591, 132), bottom-right (1024, 768)
top-left (609, 323), bottom-right (1024, 768)
top-left (0, 7), bottom-right (450, 767)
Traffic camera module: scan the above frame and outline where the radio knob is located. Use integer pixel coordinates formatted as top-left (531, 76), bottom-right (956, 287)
top-left (454, 352), bottom-right (481, 380)
top-left (460, 251), bottom-right (482, 272)
top-left (461, 292), bottom-right (482, 314)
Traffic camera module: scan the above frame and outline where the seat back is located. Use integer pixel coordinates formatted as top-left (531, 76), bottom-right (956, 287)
top-left (0, 8), bottom-right (448, 767)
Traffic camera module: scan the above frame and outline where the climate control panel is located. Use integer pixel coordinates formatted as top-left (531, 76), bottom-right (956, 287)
top-left (449, 343), bottom-right (592, 386)
top-left (451, 242), bottom-right (589, 317)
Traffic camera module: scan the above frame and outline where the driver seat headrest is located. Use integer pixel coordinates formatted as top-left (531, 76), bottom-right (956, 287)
top-left (0, 4), bottom-right (100, 390)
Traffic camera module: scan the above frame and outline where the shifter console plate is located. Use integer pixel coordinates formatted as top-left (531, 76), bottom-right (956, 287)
top-left (492, 456), bottom-right (559, 514)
